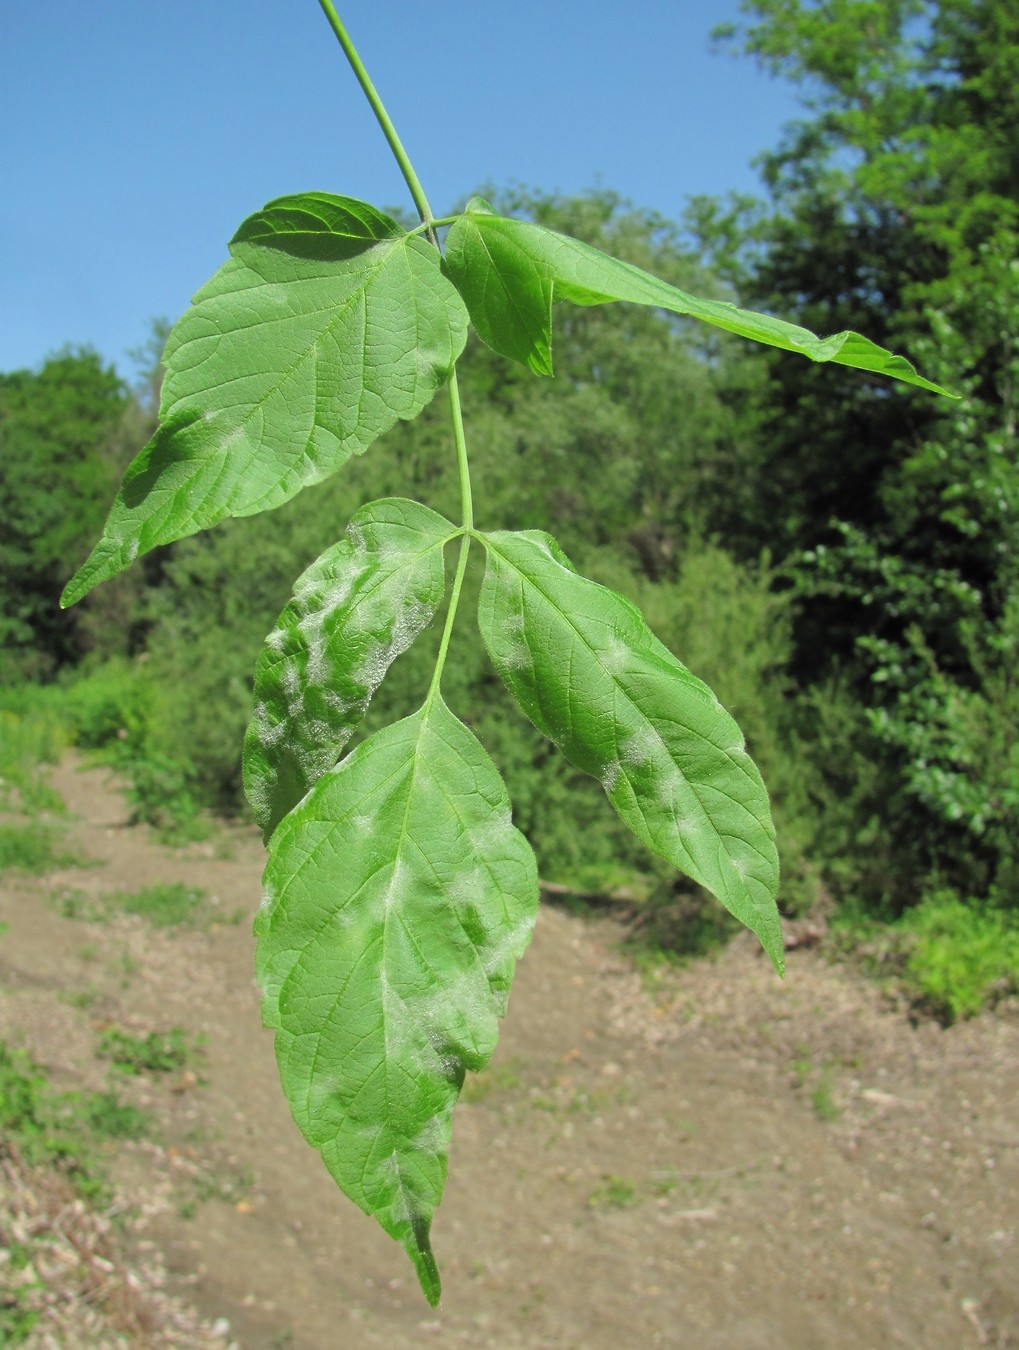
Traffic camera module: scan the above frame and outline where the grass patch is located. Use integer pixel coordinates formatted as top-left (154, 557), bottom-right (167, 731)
top-left (0, 706), bottom-right (67, 814)
top-left (898, 895), bottom-right (1019, 1022)
top-left (95, 1026), bottom-right (199, 1076)
top-left (0, 822), bottom-right (88, 875)
top-left (0, 1041), bottom-right (152, 1202)
top-left (55, 881), bottom-right (242, 930)
top-left (0, 1042), bottom-right (151, 1342)
top-left (115, 882), bottom-right (209, 928)
top-left (587, 1175), bottom-right (639, 1210)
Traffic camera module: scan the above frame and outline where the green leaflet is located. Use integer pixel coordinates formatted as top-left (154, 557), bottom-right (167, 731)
top-left (61, 194), bottom-right (468, 607)
top-left (444, 197), bottom-right (953, 396)
top-left (477, 528), bottom-right (783, 972)
top-left (243, 498), bottom-right (457, 840)
top-left (257, 697), bottom-right (539, 1305)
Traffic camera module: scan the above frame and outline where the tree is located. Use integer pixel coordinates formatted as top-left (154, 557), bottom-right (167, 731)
top-left (0, 349), bottom-right (129, 677)
top-left (697, 0), bottom-right (1019, 909)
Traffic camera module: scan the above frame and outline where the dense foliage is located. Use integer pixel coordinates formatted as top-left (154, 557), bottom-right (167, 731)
top-left (698, 0), bottom-right (1019, 913)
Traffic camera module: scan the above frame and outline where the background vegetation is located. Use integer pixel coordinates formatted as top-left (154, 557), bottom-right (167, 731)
top-left (3, 0), bottom-right (1016, 1016)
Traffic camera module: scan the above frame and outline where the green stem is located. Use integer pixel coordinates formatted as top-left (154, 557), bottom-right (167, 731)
top-left (316, 0), bottom-right (436, 225)
top-left (426, 372), bottom-right (475, 705)
top-left (447, 370), bottom-right (474, 535)
top-left (317, 2), bottom-right (476, 703)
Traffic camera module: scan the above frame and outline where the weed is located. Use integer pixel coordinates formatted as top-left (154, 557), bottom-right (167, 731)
top-left (60, 987), bottom-right (100, 1011)
top-left (82, 1090), bottom-right (151, 1140)
top-left (113, 881), bottom-right (209, 928)
top-left (55, 887), bottom-right (106, 921)
top-left (790, 1046), bottom-right (841, 1122)
top-left (587, 1175), bottom-right (638, 1210)
top-left (56, 880), bottom-right (223, 931)
top-left (0, 1041), bottom-right (151, 1202)
top-left (0, 822), bottom-right (87, 875)
top-left (95, 1026), bottom-right (196, 1075)
top-left (810, 1076), bottom-right (841, 1123)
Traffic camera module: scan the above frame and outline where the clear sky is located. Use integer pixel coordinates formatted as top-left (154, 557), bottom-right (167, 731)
top-left (0, 1), bottom-right (800, 380)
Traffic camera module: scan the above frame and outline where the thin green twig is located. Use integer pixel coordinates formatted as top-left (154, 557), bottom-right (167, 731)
top-left (316, 0), bottom-right (435, 225)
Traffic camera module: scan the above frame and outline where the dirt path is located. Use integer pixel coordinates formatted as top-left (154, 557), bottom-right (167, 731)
top-left (2, 757), bottom-right (1018, 1348)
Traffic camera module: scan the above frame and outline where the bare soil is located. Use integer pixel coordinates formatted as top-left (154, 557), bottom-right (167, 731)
top-left (2, 756), bottom-right (1018, 1348)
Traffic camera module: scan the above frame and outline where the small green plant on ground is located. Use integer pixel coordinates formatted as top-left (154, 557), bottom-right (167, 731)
top-left (95, 1026), bottom-right (198, 1076)
top-left (112, 881), bottom-right (230, 928)
top-left (837, 893), bottom-right (1019, 1024)
top-left (790, 1045), bottom-right (842, 1123)
top-left (59, 2), bottom-right (951, 1304)
top-left (0, 1043), bottom-right (150, 1343)
top-left (56, 880), bottom-right (241, 930)
top-left (587, 1175), bottom-right (639, 1210)
top-left (0, 822), bottom-right (88, 875)
top-left (0, 1041), bottom-right (151, 1200)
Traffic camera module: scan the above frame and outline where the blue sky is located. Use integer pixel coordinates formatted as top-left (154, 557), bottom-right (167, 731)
top-left (1, 1), bottom-right (801, 380)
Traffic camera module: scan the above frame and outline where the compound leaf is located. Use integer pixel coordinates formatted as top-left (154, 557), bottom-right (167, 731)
top-left (243, 497), bottom-right (457, 840)
top-left (256, 696), bottom-right (539, 1305)
top-left (478, 528), bottom-right (783, 971)
top-left (62, 193), bottom-right (468, 606)
top-left (444, 198), bottom-right (952, 395)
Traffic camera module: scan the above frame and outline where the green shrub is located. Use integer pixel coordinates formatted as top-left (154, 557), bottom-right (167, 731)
top-left (836, 892), bottom-right (1019, 1023)
top-left (0, 706), bottom-right (67, 813)
top-left (899, 894), bottom-right (1019, 1022)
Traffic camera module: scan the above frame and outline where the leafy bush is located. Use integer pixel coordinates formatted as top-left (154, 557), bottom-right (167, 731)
top-left (898, 895), bottom-right (1019, 1023)
top-left (0, 706), bottom-right (67, 813)
top-left (837, 892), bottom-right (1019, 1023)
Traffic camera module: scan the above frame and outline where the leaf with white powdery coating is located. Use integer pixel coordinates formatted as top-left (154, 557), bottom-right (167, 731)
top-left (256, 696), bottom-right (539, 1305)
top-left (444, 198), bottom-right (953, 396)
top-left (243, 497), bottom-right (457, 840)
top-left (62, 193), bottom-right (468, 606)
top-left (478, 528), bottom-right (783, 971)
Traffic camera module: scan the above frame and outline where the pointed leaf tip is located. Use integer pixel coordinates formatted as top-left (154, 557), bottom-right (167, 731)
top-left (445, 209), bottom-right (953, 397)
top-left (477, 528), bottom-right (784, 970)
top-left (68, 192), bottom-right (469, 597)
top-left (257, 698), bottom-right (539, 1297)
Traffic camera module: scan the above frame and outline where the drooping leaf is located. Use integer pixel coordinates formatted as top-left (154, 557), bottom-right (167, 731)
top-left (243, 497), bottom-right (457, 840)
top-left (62, 193), bottom-right (468, 606)
top-left (444, 198), bottom-right (953, 395)
top-left (477, 528), bottom-right (783, 971)
top-left (256, 696), bottom-right (539, 1305)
